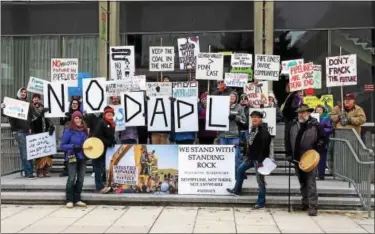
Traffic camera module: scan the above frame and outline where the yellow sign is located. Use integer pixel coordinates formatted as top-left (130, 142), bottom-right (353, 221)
top-left (218, 51), bottom-right (233, 56)
top-left (303, 94), bottom-right (334, 112)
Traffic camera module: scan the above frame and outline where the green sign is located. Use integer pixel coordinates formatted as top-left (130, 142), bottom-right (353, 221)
top-left (100, 7), bottom-right (107, 41)
top-left (230, 67), bottom-right (253, 82)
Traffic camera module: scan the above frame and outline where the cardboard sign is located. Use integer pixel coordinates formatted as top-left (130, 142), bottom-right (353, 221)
top-left (303, 95), bottom-right (334, 111)
top-left (178, 145), bottom-right (235, 195)
top-left (110, 46), bottom-right (135, 80)
top-left (230, 67), bottom-right (253, 82)
top-left (43, 82), bottom-right (69, 118)
top-left (289, 62), bottom-right (314, 92)
top-left (249, 108), bottom-right (276, 136)
top-left (243, 81), bottom-right (269, 107)
top-left (205, 95), bottom-right (229, 131)
top-left (2, 97), bottom-right (30, 120)
top-left (27, 77), bottom-right (47, 95)
top-left (313, 65), bottom-right (322, 89)
top-left (149, 46), bottom-right (175, 72)
top-left (174, 97), bottom-right (198, 133)
top-left (106, 76), bottom-right (146, 97)
top-left (172, 81), bottom-right (198, 98)
top-left (26, 132), bottom-right (57, 160)
top-left (177, 36), bottom-right (200, 70)
top-left (82, 77), bottom-right (107, 114)
top-left (113, 165), bottom-right (138, 185)
top-left (196, 53), bottom-right (224, 80)
top-left (147, 97), bottom-right (172, 132)
top-left (231, 53), bottom-right (252, 68)
top-left (146, 82), bottom-right (172, 97)
top-left (326, 54), bottom-right (357, 87)
top-left (122, 92), bottom-right (146, 127)
top-left (281, 59), bottom-right (304, 75)
top-left (224, 73), bottom-right (248, 87)
top-left (51, 58), bottom-right (78, 87)
top-left (254, 55), bottom-right (280, 81)
top-left (112, 105), bottom-right (126, 132)
top-left (311, 113), bottom-right (320, 123)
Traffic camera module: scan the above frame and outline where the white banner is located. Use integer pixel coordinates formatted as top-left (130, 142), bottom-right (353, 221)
top-left (27, 77), bottom-right (47, 95)
top-left (147, 97), bottom-right (171, 132)
top-left (50, 58), bottom-right (78, 87)
top-left (172, 81), bottom-right (198, 98)
top-left (43, 82), bottom-right (69, 118)
top-left (281, 59), bottom-right (304, 75)
top-left (205, 95), bottom-right (229, 131)
top-left (174, 97), bottom-right (198, 133)
top-left (224, 73), bottom-right (248, 87)
top-left (326, 54), bottom-right (357, 87)
top-left (196, 53), bottom-right (224, 80)
top-left (2, 97), bottom-right (30, 120)
top-left (146, 82), bottom-right (172, 97)
top-left (177, 36), bottom-right (200, 70)
top-left (122, 92), bottom-right (146, 127)
top-left (82, 77), bottom-right (107, 114)
top-left (111, 105), bottom-right (126, 132)
top-left (26, 132), bottom-right (57, 160)
top-left (106, 76), bottom-right (146, 97)
top-left (254, 54), bottom-right (280, 81)
top-left (110, 46), bottom-right (135, 80)
top-left (231, 53), bottom-right (252, 68)
top-left (178, 145), bottom-right (235, 195)
top-left (289, 62), bottom-right (314, 92)
top-left (149, 46), bottom-right (175, 72)
top-left (249, 108), bottom-right (276, 136)
top-left (243, 82), bottom-right (269, 107)
top-left (313, 65), bottom-right (322, 89)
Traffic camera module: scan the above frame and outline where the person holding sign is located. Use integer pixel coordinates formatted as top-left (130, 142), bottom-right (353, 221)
top-left (60, 111), bottom-right (89, 208)
top-left (330, 93), bottom-right (366, 135)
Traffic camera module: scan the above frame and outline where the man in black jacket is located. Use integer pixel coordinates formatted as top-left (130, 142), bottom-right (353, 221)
top-left (285, 104), bottom-right (325, 216)
top-left (227, 111), bottom-right (271, 209)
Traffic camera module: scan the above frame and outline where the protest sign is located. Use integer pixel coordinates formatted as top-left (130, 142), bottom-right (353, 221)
top-left (122, 92), bottom-right (145, 127)
top-left (196, 53), bottom-right (224, 80)
top-left (2, 97), bottom-right (30, 120)
top-left (254, 54), bottom-right (280, 81)
top-left (205, 96), bottom-right (229, 131)
top-left (149, 47), bottom-right (175, 72)
top-left (51, 58), bottom-right (78, 87)
top-left (174, 97), bottom-right (198, 132)
top-left (281, 59), bottom-right (304, 75)
top-left (249, 108), bottom-right (276, 136)
top-left (110, 46), bottom-right (135, 80)
top-left (132, 75), bottom-right (147, 91)
top-left (288, 62), bottom-right (314, 92)
top-left (177, 36), bottom-right (200, 70)
top-left (82, 77), bottom-right (107, 113)
top-left (178, 145), bottom-right (235, 195)
top-left (26, 132), bottom-right (57, 160)
top-left (224, 73), bottom-right (248, 87)
top-left (27, 77), bottom-right (47, 95)
top-left (326, 54), bottom-right (357, 87)
top-left (105, 144), bottom-right (179, 194)
top-left (303, 94), bottom-right (334, 112)
top-left (147, 97), bottom-right (172, 131)
top-left (313, 65), bottom-right (322, 89)
top-left (43, 82), bottom-right (69, 118)
top-left (172, 81), bottom-right (198, 98)
top-left (106, 76), bottom-right (146, 97)
top-left (231, 53), bottom-right (252, 68)
top-left (230, 67), bottom-right (253, 82)
top-left (243, 81), bottom-right (269, 107)
top-left (311, 113), bottom-right (320, 123)
top-left (68, 72), bottom-right (92, 97)
top-left (146, 82), bottom-right (172, 97)
top-left (112, 105), bottom-right (126, 132)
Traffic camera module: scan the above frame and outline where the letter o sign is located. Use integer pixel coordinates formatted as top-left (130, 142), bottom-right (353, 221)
top-left (86, 80), bottom-right (104, 111)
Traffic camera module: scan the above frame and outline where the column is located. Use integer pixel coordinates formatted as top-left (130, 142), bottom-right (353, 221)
top-left (98, 1), bottom-right (108, 78)
top-left (264, 1), bottom-right (274, 90)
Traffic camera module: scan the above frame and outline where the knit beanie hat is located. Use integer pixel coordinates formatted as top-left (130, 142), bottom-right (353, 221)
top-left (72, 111), bottom-right (83, 119)
top-left (104, 106), bottom-right (115, 115)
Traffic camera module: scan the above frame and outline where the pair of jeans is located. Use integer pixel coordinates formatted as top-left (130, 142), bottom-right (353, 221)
top-left (317, 148), bottom-right (328, 178)
top-left (92, 156), bottom-right (106, 191)
top-left (234, 160), bottom-right (266, 206)
top-left (121, 139), bottom-right (137, 144)
top-left (14, 132), bottom-right (33, 176)
top-left (295, 165), bottom-right (318, 208)
top-left (66, 159), bottom-right (86, 203)
top-left (220, 137), bottom-right (241, 170)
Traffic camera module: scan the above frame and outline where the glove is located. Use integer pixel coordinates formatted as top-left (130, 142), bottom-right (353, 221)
top-left (169, 97), bottom-right (176, 102)
top-left (340, 117), bottom-right (349, 126)
top-left (155, 86), bottom-right (161, 92)
top-left (73, 145), bottom-right (82, 153)
top-left (48, 126), bottom-right (55, 136)
top-left (109, 141), bottom-right (116, 148)
top-left (257, 162), bottom-right (263, 168)
top-left (43, 108), bottom-right (50, 114)
top-left (229, 114), bottom-right (236, 121)
top-left (1, 103), bottom-right (6, 109)
top-left (82, 111), bottom-right (88, 118)
top-left (145, 96), bottom-right (150, 101)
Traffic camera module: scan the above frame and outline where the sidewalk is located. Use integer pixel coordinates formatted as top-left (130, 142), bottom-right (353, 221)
top-left (1, 205), bottom-right (374, 233)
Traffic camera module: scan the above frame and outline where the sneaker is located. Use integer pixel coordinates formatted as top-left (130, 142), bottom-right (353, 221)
top-left (100, 187), bottom-right (112, 194)
top-left (66, 202), bottom-right (73, 208)
top-left (27, 175), bottom-right (36, 179)
top-left (226, 188), bottom-right (240, 196)
top-left (75, 201), bottom-right (87, 207)
top-left (308, 208), bottom-right (318, 216)
top-left (254, 204), bottom-right (265, 209)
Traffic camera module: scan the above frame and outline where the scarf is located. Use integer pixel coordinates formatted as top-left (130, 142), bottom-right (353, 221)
top-left (68, 121), bottom-right (86, 134)
top-left (104, 116), bottom-right (116, 128)
top-left (248, 127), bottom-right (259, 146)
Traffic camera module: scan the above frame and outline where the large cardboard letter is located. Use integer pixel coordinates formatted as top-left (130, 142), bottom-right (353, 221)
top-left (122, 92), bottom-right (145, 127)
top-left (205, 95), bottom-right (229, 131)
top-left (174, 97), bottom-right (198, 132)
top-left (82, 77), bottom-right (107, 113)
top-left (43, 82), bottom-right (69, 118)
top-left (147, 97), bottom-right (171, 131)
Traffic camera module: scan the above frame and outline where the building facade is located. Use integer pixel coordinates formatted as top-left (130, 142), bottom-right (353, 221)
top-left (1, 1), bottom-right (374, 124)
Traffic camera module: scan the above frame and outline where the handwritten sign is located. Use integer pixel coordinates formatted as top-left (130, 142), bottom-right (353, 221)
top-left (243, 82), bottom-right (269, 107)
top-left (2, 97), bottom-right (30, 120)
top-left (224, 73), bottom-right (248, 87)
top-left (313, 65), bottom-right (322, 89)
top-left (27, 77), bottom-right (48, 95)
top-left (172, 81), bottom-right (198, 98)
top-left (231, 53), bottom-right (252, 68)
top-left (249, 108), bottom-right (276, 136)
top-left (196, 53), bottom-right (224, 80)
top-left (146, 82), bottom-right (172, 97)
top-left (281, 59), bottom-right (304, 75)
top-left (113, 165), bottom-right (139, 185)
top-left (177, 36), bottom-right (200, 70)
top-left (303, 95), bottom-right (334, 111)
top-left (326, 54), bottom-right (357, 87)
top-left (149, 46), bottom-right (175, 71)
top-left (254, 54), bottom-right (280, 81)
top-left (110, 46), bottom-right (135, 80)
top-left (112, 105), bottom-right (126, 132)
top-left (231, 67), bottom-right (253, 82)
top-left (289, 62), bottom-right (314, 92)
top-left (26, 132), bottom-right (57, 160)
top-left (106, 76), bottom-right (146, 97)
top-left (51, 58), bottom-right (78, 87)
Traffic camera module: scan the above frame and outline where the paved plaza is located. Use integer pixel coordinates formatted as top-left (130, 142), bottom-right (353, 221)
top-left (1, 205), bottom-right (374, 233)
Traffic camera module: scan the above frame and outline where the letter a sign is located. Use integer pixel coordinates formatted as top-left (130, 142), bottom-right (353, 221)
top-left (196, 53), bottom-right (224, 80)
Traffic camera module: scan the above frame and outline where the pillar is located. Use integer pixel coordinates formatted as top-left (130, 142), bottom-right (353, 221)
top-left (264, 1), bottom-right (274, 90)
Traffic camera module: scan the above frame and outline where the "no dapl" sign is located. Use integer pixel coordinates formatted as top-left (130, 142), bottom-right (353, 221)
top-left (195, 53), bottom-right (224, 80)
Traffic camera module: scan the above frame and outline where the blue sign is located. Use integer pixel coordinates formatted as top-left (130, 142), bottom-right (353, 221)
top-left (68, 72), bottom-right (92, 97)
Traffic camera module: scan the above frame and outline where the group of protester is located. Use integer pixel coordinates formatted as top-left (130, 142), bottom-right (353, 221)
top-left (1, 75), bottom-right (366, 214)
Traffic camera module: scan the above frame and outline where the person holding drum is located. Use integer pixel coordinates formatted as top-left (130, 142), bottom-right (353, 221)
top-left (285, 104), bottom-right (325, 216)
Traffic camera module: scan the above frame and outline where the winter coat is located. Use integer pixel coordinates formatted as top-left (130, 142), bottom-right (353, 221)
top-left (92, 118), bottom-right (116, 149)
top-left (330, 105), bottom-right (366, 134)
top-left (60, 128), bottom-right (88, 161)
top-left (318, 111), bottom-right (334, 146)
top-left (245, 123), bottom-right (271, 162)
top-left (238, 106), bottom-right (250, 132)
top-left (30, 106), bottom-right (52, 134)
top-left (218, 103), bottom-right (246, 139)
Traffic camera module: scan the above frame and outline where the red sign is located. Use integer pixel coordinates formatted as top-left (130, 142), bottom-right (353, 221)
top-left (364, 84), bottom-right (374, 92)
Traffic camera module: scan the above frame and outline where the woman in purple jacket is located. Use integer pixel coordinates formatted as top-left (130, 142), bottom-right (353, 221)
top-left (314, 105), bottom-right (334, 180)
top-left (60, 111), bottom-right (89, 208)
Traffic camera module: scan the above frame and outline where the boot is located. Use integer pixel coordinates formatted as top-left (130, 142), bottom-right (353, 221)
top-left (308, 207), bottom-right (318, 216)
top-left (43, 166), bottom-right (50, 177)
top-left (36, 169), bottom-right (43, 178)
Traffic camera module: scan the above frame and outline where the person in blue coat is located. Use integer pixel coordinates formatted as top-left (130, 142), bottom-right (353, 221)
top-left (60, 111), bottom-right (89, 208)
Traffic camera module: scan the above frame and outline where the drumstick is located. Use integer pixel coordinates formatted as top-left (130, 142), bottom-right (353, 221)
top-left (83, 146), bottom-right (93, 150)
